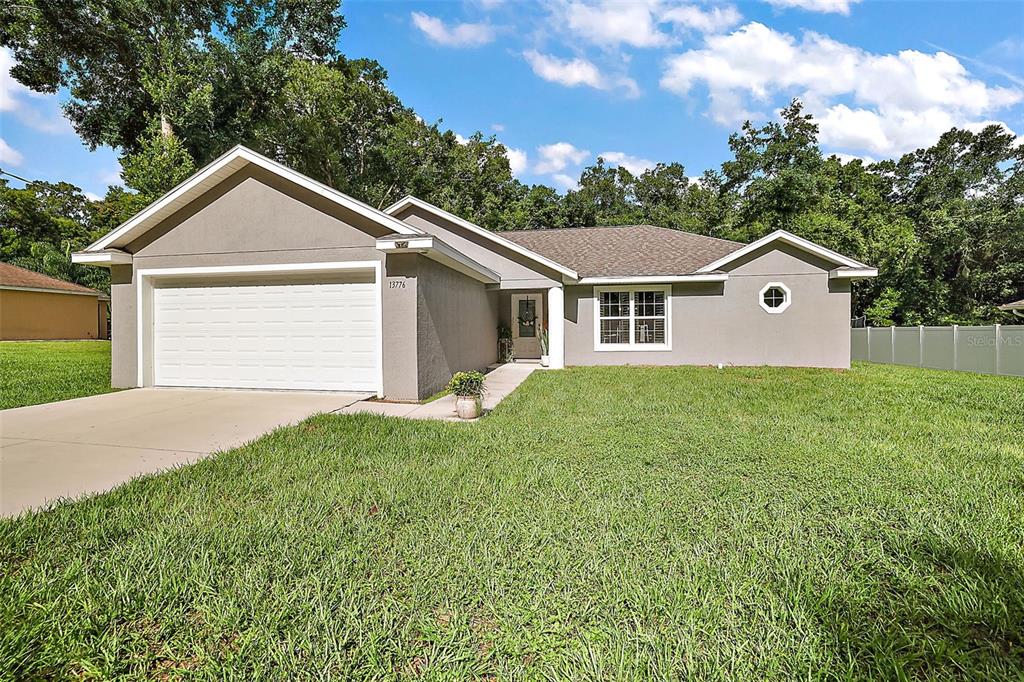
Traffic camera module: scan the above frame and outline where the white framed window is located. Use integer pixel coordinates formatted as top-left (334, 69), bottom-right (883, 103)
top-left (594, 285), bottom-right (671, 351)
top-left (759, 282), bottom-right (791, 314)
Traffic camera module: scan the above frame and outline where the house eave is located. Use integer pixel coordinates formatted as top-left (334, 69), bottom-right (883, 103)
top-left (72, 250), bottom-right (134, 267)
top-left (375, 235), bottom-right (500, 285)
top-left (0, 284), bottom-right (103, 297)
top-left (829, 267), bottom-right (878, 280)
top-left (577, 273), bottom-right (728, 285)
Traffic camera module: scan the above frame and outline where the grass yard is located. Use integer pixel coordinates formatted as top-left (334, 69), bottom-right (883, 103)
top-left (0, 341), bottom-right (115, 410)
top-left (1, 363), bottom-right (1022, 679)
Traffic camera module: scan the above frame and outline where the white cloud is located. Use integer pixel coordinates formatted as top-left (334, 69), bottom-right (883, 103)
top-left (491, 123), bottom-right (506, 132)
top-left (552, 173), bottom-right (580, 191)
top-left (454, 132), bottom-right (470, 144)
top-left (535, 142), bottom-right (590, 174)
top-left (831, 152), bottom-right (875, 165)
top-left (565, 0), bottom-right (671, 48)
top-left (505, 147), bottom-right (528, 175)
top-left (600, 151), bottom-right (657, 175)
top-left (0, 137), bottom-right (24, 166)
top-left (763, 0), bottom-right (860, 14)
top-left (963, 120), bottom-right (1024, 147)
top-left (559, 1), bottom-right (741, 49)
top-left (84, 191), bottom-right (103, 202)
top-left (1, 48), bottom-right (41, 113)
top-left (660, 22), bottom-right (1024, 157)
top-left (1, 48), bottom-right (74, 135)
top-left (661, 4), bottom-right (742, 34)
top-left (524, 50), bottom-right (605, 89)
top-left (411, 12), bottom-right (495, 48)
top-left (523, 50), bottom-right (639, 97)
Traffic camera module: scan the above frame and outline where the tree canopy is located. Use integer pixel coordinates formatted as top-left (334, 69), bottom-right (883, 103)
top-left (0, 2), bottom-right (1020, 323)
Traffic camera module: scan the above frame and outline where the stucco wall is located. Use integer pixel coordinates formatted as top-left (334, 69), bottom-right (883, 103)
top-left (109, 169), bottom-right (421, 397)
top-left (0, 289), bottom-right (105, 340)
top-left (416, 256), bottom-right (498, 398)
top-left (564, 245), bottom-right (851, 369)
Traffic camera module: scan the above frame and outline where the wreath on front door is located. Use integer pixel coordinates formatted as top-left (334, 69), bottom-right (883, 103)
top-left (517, 307), bottom-right (537, 328)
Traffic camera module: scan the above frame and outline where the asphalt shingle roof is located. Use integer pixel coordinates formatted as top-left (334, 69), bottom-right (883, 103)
top-left (0, 262), bottom-right (101, 295)
top-left (500, 225), bottom-right (744, 278)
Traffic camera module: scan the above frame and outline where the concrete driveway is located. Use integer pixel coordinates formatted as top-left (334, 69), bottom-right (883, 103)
top-left (0, 388), bottom-right (367, 517)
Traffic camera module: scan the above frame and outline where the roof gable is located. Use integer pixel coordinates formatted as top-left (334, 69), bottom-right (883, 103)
top-left (384, 196), bottom-right (579, 281)
top-left (696, 230), bottom-right (871, 273)
top-left (84, 146), bottom-right (424, 253)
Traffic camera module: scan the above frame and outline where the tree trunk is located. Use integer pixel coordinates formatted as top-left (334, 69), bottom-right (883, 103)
top-left (160, 112), bottom-right (173, 139)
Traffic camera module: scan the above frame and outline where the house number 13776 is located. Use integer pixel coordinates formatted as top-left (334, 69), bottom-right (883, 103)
top-left (388, 280), bottom-right (406, 289)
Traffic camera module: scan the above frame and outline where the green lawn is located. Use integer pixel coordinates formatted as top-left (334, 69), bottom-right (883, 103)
top-left (0, 341), bottom-right (115, 410)
top-left (1, 364), bottom-right (1022, 679)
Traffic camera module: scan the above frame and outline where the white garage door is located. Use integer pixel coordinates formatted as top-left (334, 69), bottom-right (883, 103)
top-left (152, 277), bottom-right (379, 392)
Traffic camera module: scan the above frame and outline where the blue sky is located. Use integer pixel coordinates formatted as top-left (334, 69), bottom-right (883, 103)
top-left (1, 0), bottom-right (1022, 197)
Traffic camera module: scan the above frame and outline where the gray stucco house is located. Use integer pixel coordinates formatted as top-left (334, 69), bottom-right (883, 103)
top-left (74, 146), bottom-right (877, 401)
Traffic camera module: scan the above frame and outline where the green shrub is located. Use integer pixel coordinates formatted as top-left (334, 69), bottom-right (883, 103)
top-left (447, 370), bottom-right (485, 397)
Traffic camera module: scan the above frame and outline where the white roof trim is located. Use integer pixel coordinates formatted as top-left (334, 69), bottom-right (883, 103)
top-left (578, 273), bottom-right (728, 284)
top-left (696, 229), bottom-right (871, 273)
top-left (384, 196), bottom-right (579, 281)
top-left (829, 267), bottom-right (878, 280)
top-left (375, 235), bottom-right (500, 284)
top-left (85, 146), bottom-right (425, 252)
top-left (72, 249), bottom-right (133, 266)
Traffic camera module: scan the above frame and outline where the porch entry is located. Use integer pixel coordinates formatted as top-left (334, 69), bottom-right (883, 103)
top-left (511, 293), bottom-right (544, 358)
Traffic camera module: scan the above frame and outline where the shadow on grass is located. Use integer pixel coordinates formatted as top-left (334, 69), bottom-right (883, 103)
top-left (817, 534), bottom-right (1024, 678)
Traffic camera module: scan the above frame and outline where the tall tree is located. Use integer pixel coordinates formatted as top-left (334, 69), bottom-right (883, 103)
top-left (0, 0), bottom-right (345, 160)
top-left (720, 99), bottom-right (824, 240)
top-left (0, 180), bottom-right (92, 260)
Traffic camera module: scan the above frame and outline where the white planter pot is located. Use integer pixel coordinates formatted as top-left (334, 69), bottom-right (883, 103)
top-left (455, 395), bottom-right (482, 420)
top-left (540, 354), bottom-right (550, 367)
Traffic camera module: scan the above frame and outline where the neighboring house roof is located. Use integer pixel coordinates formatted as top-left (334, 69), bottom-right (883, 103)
top-left (999, 298), bottom-right (1024, 310)
top-left (0, 262), bottom-right (103, 297)
top-left (500, 225), bottom-right (744, 278)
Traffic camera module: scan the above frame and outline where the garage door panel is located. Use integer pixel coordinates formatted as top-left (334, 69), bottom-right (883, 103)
top-left (152, 278), bottom-right (379, 391)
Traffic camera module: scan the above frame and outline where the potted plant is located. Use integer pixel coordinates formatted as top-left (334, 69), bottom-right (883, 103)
top-left (539, 325), bottom-right (549, 367)
top-left (497, 325), bottom-right (514, 363)
top-left (448, 371), bottom-right (486, 420)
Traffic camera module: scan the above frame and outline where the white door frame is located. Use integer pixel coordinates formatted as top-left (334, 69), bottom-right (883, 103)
top-left (136, 260), bottom-right (383, 396)
top-left (511, 292), bottom-right (544, 359)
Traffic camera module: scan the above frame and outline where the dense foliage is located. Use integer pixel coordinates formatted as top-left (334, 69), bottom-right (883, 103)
top-left (0, 1), bottom-right (1020, 322)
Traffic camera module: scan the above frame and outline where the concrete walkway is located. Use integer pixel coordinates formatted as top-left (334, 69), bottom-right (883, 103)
top-left (0, 389), bottom-right (366, 517)
top-left (340, 362), bottom-right (540, 420)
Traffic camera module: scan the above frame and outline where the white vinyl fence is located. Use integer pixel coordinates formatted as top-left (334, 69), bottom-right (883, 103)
top-left (851, 325), bottom-right (1024, 377)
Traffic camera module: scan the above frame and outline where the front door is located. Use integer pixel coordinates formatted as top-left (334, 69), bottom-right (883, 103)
top-left (511, 293), bottom-right (544, 359)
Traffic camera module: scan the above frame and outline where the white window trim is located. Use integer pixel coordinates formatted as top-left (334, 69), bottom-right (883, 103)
top-left (136, 261), bottom-right (383, 396)
top-left (759, 281), bottom-right (791, 314)
top-left (593, 285), bottom-right (672, 352)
